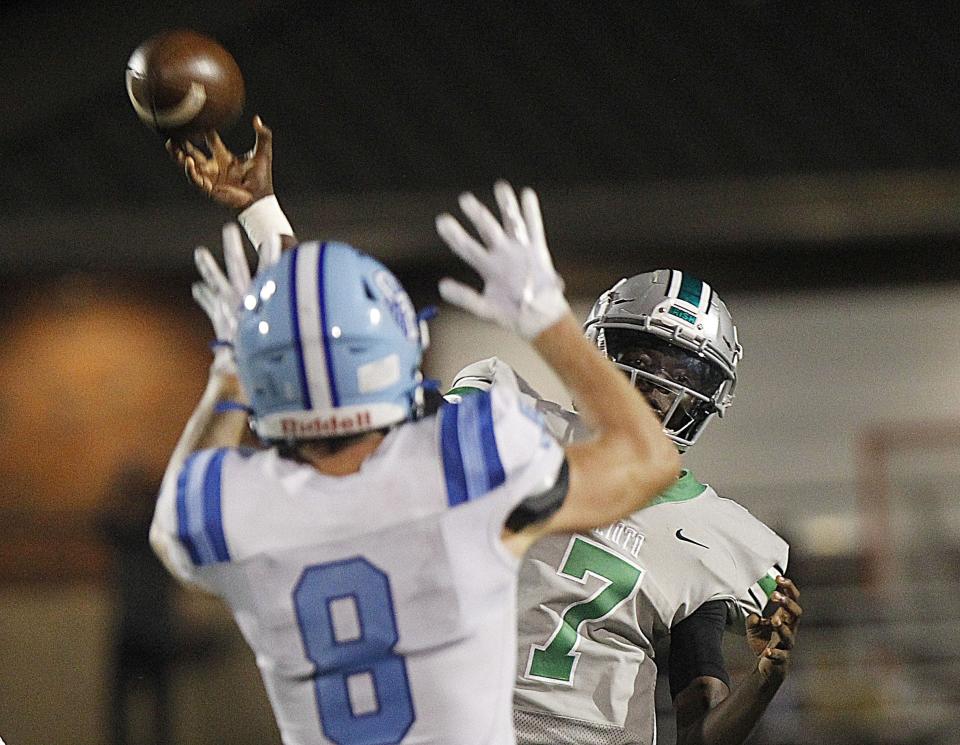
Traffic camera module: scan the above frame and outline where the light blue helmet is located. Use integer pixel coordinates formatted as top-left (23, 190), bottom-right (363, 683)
top-left (235, 241), bottom-right (428, 441)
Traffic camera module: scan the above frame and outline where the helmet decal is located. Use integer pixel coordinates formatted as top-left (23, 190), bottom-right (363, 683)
top-left (667, 305), bottom-right (698, 325)
top-left (373, 269), bottom-right (418, 341)
top-left (357, 353), bottom-right (401, 393)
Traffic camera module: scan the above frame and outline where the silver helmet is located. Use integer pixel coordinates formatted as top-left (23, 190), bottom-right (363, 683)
top-left (584, 269), bottom-right (742, 451)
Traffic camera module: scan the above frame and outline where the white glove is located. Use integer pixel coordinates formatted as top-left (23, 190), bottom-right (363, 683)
top-left (436, 180), bottom-right (570, 340)
top-left (192, 223), bottom-right (281, 375)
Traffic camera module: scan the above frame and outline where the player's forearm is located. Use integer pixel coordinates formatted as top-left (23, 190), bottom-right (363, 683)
top-left (532, 314), bottom-right (679, 500)
top-left (152, 371), bottom-right (247, 574)
top-left (192, 373), bottom-right (248, 451)
top-left (531, 314), bottom-right (678, 532)
top-left (164, 372), bottom-right (248, 480)
top-left (677, 669), bottom-right (783, 745)
top-left (149, 372), bottom-right (242, 588)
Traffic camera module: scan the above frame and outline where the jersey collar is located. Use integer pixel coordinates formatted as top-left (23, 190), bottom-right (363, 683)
top-left (649, 469), bottom-right (707, 506)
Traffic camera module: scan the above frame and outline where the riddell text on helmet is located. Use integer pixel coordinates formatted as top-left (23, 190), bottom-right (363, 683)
top-left (281, 411), bottom-right (373, 437)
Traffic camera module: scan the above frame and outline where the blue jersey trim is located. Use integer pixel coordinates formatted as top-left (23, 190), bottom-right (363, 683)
top-left (289, 246), bottom-right (312, 410)
top-left (439, 393), bottom-right (506, 507)
top-left (175, 448), bottom-right (231, 567)
top-left (176, 451), bottom-right (204, 565)
top-left (476, 392), bottom-right (506, 491)
top-left (440, 403), bottom-right (469, 506)
top-left (317, 242), bottom-right (340, 407)
top-left (202, 448), bottom-right (231, 563)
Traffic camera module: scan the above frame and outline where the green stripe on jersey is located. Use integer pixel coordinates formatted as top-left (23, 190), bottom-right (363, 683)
top-left (445, 385), bottom-right (485, 398)
top-left (756, 566), bottom-right (780, 598)
top-left (758, 575), bottom-right (777, 597)
top-left (747, 568), bottom-right (781, 611)
top-left (678, 274), bottom-right (704, 306)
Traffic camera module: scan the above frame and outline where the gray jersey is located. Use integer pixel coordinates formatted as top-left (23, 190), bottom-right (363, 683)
top-left (513, 476), bottom-right (788, 745)
top-left (151, 384), bottom-right (564, 745)
top-left (447, 358), bottom-right (788, 745)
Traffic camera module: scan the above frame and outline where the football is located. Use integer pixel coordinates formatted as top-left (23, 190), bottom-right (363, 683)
top-left (126, 29), bottom-right (245, 139)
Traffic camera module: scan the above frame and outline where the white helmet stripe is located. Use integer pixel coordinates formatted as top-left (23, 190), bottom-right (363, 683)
top-left (667, 269), bottom-right (682, 298)
top-left (697, 280), bottom-right (713, 313)
top-left (294, 244), bottom-right (335, 411)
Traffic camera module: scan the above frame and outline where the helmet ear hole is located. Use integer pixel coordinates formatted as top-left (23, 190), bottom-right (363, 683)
top-left (363, 280), bottom-right (377, 301)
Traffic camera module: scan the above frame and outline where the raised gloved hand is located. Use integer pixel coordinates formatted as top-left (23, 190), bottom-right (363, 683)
top-left (436, 180), bottom-right (570, 340)
top-left (191, 223), bottom-right (281, 375)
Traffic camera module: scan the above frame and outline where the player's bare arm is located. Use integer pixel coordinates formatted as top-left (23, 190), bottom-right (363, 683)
top-left (166, 116), bottom-right (297, 249)
top-left (156, 225), bottom-right (279, 496)
top-left (436, 181), bottom-right (679, 556)
top-left (150, 223), bottom-right (280, 577)
top-left (674, 576), bottom-right (803, 745)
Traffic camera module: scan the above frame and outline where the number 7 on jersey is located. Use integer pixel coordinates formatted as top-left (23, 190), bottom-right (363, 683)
top-left (525, 535), bottom-right (644, 684)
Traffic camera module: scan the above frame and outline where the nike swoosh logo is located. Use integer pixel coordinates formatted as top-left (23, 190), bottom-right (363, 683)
top-left (675, 528), bottom-right (709, 549)
top-left (126, 71), bottom-right (207, 130)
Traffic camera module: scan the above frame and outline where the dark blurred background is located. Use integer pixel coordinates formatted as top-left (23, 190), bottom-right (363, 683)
top-left (1, 2), bottom-right (959, 744)
top-left (6, 0), bottom-right (960, 290)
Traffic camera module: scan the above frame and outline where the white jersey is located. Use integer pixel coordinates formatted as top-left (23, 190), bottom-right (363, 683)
top-left (447, 359), bottom-right (788, 745)
top-left (151, 384), bottom-right (564, 745)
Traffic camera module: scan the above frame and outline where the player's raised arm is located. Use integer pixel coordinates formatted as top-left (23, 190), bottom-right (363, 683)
top-left (166, 115), bottom-right (297, 250)
top-left (436, 181), bottom-right (680, 554)
top-left (150, 223), bottom-right (280, 579)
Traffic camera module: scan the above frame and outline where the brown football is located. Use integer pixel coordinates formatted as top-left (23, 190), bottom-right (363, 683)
top-left (126, 29), bottom-right (245, 138)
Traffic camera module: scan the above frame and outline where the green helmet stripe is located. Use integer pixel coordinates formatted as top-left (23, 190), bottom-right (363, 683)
top-left (678, 273), bottom-right (704, 307)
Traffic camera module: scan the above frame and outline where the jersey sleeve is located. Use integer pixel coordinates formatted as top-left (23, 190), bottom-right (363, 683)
top-left (705, 504), bottom-right (790, 629)
top-left (438, 380), bottom-right (565, 523)
top-left (150, 447), bottom-right (238, 588)
top-left (735, 555), bottom-right (790, 620)
top-left (446, 356), bottom-right (586, 445)
top-left (445, 356), bottom-right (501, 400)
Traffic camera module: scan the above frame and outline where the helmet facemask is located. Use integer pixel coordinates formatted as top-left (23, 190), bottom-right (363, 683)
top-left (601, 327), bottom-right (730, 451)
top-left (584, 270), bottom-right (741, 452)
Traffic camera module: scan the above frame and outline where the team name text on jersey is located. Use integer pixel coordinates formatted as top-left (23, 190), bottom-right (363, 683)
top-left (592, 521), bottom-right (645, 558)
